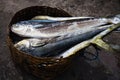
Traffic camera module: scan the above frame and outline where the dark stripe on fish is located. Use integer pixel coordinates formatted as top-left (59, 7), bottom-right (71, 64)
top-left (19, 20), bottom-right (58, 24)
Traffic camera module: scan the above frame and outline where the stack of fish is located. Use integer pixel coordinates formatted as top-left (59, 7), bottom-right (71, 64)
top-left (11, 15), bottom-right (120, 58)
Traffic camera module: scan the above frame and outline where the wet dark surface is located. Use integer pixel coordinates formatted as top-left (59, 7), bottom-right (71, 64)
top-left (0, 0), bottom-right (120, 80)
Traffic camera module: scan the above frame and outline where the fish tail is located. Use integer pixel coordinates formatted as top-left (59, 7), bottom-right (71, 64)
top-left (113, 14), bottom-right (120, 31)
top-left (108, 14), bottom-right (120, 24)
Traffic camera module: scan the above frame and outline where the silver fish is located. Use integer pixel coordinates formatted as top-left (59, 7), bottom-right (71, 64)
top-left (11, 17), bottom-right (94, 38)
top-left (109, 44), bottom-right (120, 52)
top-left (11, 16), bottom-right (120, 38)
top-left (14, 38), bottom-right (56, 50)
top-left (32, 15), bottom-right (119, 32)
top-left (58, 23), bottom-right (120, 58)
top-left (14, 24), bottom-right (113, 57)
top-left (32, 15), bottom-right (94, 21)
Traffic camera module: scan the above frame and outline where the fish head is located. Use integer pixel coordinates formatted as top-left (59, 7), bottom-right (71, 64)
top-left (14, 39), bottom-right (30, 49)
top-left (109, 14), bottom-right (120, 24)
top-left (11, 23), bottom-right (31, 36)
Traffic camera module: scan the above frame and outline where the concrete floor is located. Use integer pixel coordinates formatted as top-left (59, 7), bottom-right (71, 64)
top-left (0, 0), bottom-right (120, 80)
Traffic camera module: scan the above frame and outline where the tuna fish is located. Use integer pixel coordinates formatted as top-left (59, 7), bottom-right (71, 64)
top-left (11, 16), bottom-right (120, 38)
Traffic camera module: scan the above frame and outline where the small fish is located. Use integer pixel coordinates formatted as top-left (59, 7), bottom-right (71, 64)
top-left (11, 16), bottom-right (120, 38)
top-left (14, 24), bottom-right (113, 57)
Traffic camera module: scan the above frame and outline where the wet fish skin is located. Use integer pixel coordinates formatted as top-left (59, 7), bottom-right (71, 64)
top-left (11, 20), bottom-right (58, 37)
top-left (15, 24), bottom-right (112, 57)
top-left (18, 20), bottom-right (58, 24)
top-left (11, 20), bottom-right (58, 34)
top-left (14, 38), bottom-right (55, 49)
top-left (33, 25), bottom-right (112, 57)
top-left (58, 23), bottom-right (120, 58)
top-left (11, 16), bottom-right (120, 38)
top-left (11, 17), bottom-right (94, 38)
top-left (32, 15), bottom-right (94, 21)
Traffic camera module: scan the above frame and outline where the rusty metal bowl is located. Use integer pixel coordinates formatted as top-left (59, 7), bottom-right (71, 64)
top-left (7, 6), bottom-right (77, 80)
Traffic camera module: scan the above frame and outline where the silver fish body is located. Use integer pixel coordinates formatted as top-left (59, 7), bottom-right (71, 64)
top-left (32, 15), bottom-right (94, 21)
top-left (59, 23), bottom-right (120, 58)
top-left (14, 24), bottom-right (113, 57)
top-left (11, 16), bottom-right (120, 38)
top-left (11, 17), bottom-right (93, 38)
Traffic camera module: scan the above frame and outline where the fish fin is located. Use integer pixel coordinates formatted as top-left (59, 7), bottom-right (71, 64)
top-left (31, 42), bottom-right (46, 48)
top-left (92, 38), bottom-right (115, 52)
top-left (58, 39), bottom-right (91, 58)
top-left (91, 23), bottom-right (120, 52)
top-left (32, 16), bottom-right (49, 20)
top-left (32, 16), bottom-right (94, 21)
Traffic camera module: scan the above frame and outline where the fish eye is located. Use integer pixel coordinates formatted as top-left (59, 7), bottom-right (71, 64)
top-left (13, 24), bottom-right (26, 31)
top-left (12, 24), bottom-right (19, 28)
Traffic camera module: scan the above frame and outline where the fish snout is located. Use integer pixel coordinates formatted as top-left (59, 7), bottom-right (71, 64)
top-left (11, 23), bottom-right (28, 35)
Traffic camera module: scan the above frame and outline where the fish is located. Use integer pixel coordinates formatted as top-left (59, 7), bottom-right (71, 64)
top-left (32, 15), bottom-right (120, 32)
top-left (32, 15), bottom-right (94, 21)
top-left (57, 23), bottom-right (120, 58)
top-left (14, 24), bottom-right (113, 57)
top-left (11, 17), bottom-right (94, 38)
top-left (11, 16), bottom-right (120, 38)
